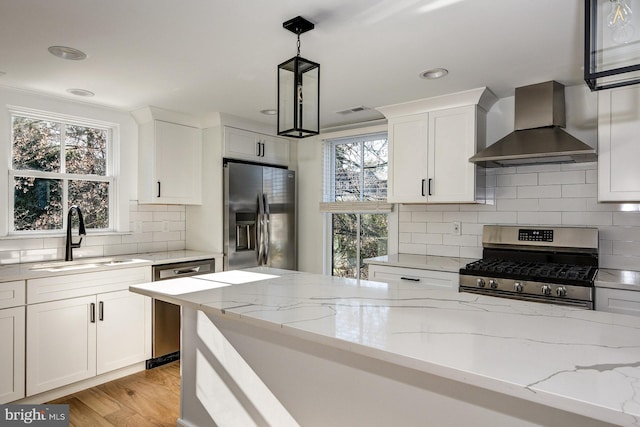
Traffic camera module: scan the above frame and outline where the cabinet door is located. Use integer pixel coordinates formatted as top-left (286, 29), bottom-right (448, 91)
top-left (598, 86), bottom-right (640, 201)
top-left (97, 291), bottom-right (151, 375)
top-left (428, 106), bottom-right (477, 203)
top-left (224, 127), bottom-right (260, 160)
top-left (155, 120), bottom-right (202, 204)
top-left (0, 306), bottom-right (25, 403)
top-left (26, 296), bottom-right (97, 396)
top-left (260, 135), bottom-right (290, 166)
top-left (596, 287), bottom-right (640, 316)
top-left (387, 114), bottom-right (428, 203)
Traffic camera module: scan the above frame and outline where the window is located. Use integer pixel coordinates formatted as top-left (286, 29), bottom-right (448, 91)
top-left (9, 110), bottom-right (115, 233)
top-left (323, 132), bottom-right (390, 280)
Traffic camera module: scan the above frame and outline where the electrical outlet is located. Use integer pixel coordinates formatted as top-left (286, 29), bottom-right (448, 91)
top-left (453, 222), bottom-right (461, 235)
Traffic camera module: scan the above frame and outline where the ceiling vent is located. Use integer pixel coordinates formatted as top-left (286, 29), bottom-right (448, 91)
top-left (336, 105), bottom-right (370, 115)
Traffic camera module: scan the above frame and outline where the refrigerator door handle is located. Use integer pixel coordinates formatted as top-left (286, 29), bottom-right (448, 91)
top-left (257, 193), bottom-right (265, 265)
top-left (263, 193), bottom-right (270, 264)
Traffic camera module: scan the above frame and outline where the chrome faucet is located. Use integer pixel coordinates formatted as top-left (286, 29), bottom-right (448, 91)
top-left (65, 205), bottom-right (86, 261)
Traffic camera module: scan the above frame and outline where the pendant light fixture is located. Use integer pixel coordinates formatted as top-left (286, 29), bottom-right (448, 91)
top-left (278, 16), bottom-right (320, 138)
top-left (584, 0), bottom-right (640, 90)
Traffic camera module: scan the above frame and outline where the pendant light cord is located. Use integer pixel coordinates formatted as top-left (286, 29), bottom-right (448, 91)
top-left (297, 32), bottom-right (301, 57)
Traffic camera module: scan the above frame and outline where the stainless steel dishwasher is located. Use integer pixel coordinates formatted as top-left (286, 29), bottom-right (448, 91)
top-left (146, 258), bottom-right (215, 369)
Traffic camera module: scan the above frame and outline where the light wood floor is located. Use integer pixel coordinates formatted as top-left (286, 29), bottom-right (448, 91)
top-left (49, 362), bottom-right (181, 427)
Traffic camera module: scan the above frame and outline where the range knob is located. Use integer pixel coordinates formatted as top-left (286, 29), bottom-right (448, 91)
top-left (489, 279), bottom-right (498, 289)
top-left (541, 285), bottom-right (552, 296)
top-left (556, 286), bottom-right (568, 297)
top-left (476, 278), bottom-right (485, 288)
top-left (514, 282), bottom-right (524, 292)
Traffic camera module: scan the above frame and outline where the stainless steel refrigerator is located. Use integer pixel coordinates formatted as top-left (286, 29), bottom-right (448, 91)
top-left (224, 160), bottom-right (296, 270)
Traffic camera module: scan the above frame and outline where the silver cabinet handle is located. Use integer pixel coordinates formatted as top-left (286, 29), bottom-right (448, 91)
top-left (256, 142), bottom-right (261, 156)
top-left (257, 193), bottom-right (265, 265)
top-left (99, 301), bottom-right (104, 321)
top-left (263, 193), bottom-right (270, 264)
top-left (90, 302), bottom-right (96, 323)
top-left (172, 266), bottom-right (201, 275)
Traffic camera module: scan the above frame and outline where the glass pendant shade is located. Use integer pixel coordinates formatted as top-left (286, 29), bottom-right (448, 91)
top-left (278, 55), bottom-right (320, 138)
top-left (585, 0), bottom-right (640, 90)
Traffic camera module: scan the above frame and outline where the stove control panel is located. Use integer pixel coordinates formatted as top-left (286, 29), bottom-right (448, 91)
top-left (518, 228), bottom-right (553, 242)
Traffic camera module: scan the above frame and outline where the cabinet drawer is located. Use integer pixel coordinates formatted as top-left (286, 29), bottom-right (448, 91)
top-left (596, 287), bottom-right (640, 316)
top-left (0, 280), bottom-right (26, 309)
top-left (27, 266), bottom-right (152, 304)
top-left (368, 265), bottom-right (457, 291)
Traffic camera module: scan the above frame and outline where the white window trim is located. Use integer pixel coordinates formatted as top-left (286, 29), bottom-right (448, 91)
top-left (321, 128), bottom-right (397, 277)
top-left (7, 106), bottom-right (118, 236)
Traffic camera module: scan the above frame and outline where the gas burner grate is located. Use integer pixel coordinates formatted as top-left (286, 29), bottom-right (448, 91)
top-left (462, 259), bottom-right (597, 285)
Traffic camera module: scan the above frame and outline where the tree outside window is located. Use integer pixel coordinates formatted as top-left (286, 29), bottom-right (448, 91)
top-left (10, 113), bottom-right (113, 232)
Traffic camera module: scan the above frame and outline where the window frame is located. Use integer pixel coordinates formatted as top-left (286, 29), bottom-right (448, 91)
top-left (322, 131), bottom-right (394, 279)
top-left (7, 107), bottom-right (117, 236)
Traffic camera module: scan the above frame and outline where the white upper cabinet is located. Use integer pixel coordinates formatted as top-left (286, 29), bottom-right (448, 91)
top-left (133, 107), bottom-right (203, 205)
top-left (224, 126), bottom-right (290, 167)
top-left (378, 88), bottom-right (495, 204)
top-left (387, 114), bottom-right (429, 203)
top-left (598, 86), bottom-right (640, 201)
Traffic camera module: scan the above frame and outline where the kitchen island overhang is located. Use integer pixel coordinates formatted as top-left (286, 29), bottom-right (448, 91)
top-left (130, 268), bottom-right (640, 427)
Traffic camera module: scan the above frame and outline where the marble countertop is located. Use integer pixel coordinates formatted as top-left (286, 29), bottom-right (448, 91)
top-left (364, 254), bottom-right (476, 273)
top-left (596, 269), bottom-right (640, 291)
top-left (0, 250), bottom-right (222, 282)
top-left (130, 267), bottom-right (640, 426)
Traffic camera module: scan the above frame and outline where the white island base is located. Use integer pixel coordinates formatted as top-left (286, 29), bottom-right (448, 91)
top-left (129, 268), bottom-right (640, 427)
top-left (179, 307), bottom-right (609, 427)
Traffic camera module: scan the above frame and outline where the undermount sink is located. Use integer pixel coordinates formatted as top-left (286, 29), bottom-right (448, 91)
top-left (29, 257), bottom-right (146, 272)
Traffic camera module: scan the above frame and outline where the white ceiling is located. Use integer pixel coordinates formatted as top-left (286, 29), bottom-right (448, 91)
top-left (0, 0), bottom-right (586, 129)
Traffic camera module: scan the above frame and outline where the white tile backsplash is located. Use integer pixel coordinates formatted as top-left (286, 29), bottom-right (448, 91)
top-left (0, 201), bottom-right (186, 264)
top-left (398, 162), bottom-right (640, 269)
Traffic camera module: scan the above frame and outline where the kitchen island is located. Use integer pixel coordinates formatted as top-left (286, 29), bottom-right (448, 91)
top-left (130, 268), bottom-right (640, 427)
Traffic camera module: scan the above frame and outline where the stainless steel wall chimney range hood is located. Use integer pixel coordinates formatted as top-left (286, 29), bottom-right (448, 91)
top-left (469, 81), bottom-right (597, 168)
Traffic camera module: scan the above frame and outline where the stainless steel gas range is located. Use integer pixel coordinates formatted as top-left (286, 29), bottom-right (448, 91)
top-left (459, 225), bottom-right (599, 309)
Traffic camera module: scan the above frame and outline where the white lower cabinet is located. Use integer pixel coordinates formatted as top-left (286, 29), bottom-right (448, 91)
top-left (26, 267), bottom-right (151, 397)
top-left (27, 296), bottom-right (96, 396)
top-left (0, 306), bottom-right (25, 403)
top-left (368, 264), bottom-right (457, 291)
top-left (596, 287), bottom-right (640, 316)
top-left (97, 290), bottom-right (151, 375)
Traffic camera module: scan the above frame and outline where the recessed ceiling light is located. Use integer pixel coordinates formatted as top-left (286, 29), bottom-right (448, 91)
top-left (260, 109), bottom-right (277, 115)
top-left (67, 88), bottom-right (94, 97)
top-left (48, 46), bottom-right (87, 61)
top-left (419, 68), bottom-right (449, 80)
